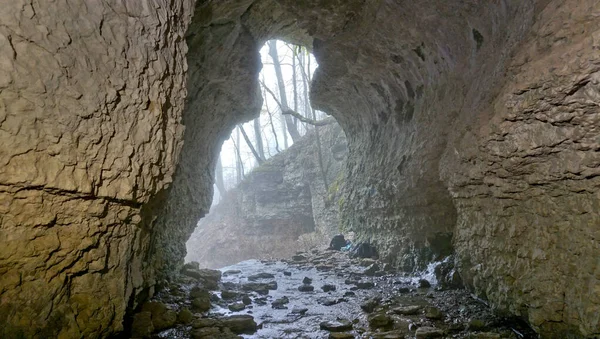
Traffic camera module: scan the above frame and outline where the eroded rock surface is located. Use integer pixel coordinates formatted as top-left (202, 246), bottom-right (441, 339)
top-left (0, 1), bottom-right (193, 337)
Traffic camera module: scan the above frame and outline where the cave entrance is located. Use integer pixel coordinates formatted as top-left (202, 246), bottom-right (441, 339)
top-left (185, 40), bottom-right (347, 268)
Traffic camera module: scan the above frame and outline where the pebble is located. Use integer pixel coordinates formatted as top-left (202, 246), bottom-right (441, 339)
top-left (298, 284), bottom-right (315, 292)
top-left (356, 281), bottom-right (375, 289)
top-left (318, 297), bottom-right (340, 306)
top-left (322, 284), bottom-right (337, 292)
top-left (291, 306), bottom-right (308, 315)
top-left (248, 272), bottom-right (275, 281)
top-left (292, 254), bottom-right (307, 261)
top-left (418, 279), bottom-right (431, 288)
top-left (271, 296), bottom-right (289, 309)
top-left (228, 302), bottom-right (245, 312)
top-left (223, 269), bottom-right (242, 275)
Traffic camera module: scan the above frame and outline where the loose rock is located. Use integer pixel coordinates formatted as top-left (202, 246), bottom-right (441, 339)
top-left (322, 284), bottom-right (337, 292)
top-left (329, 234), bottom-right (347, 251)
top-left (271, 296), bottom-right (289, 309)
top-left (248, 272), bottom-right (275, 281)
top-left (360, 296), bottom-right (381, 313)
top-left (424, 306), bottom-right (443, 320)
top-left (219, 315), bottom-right (257, 334)
top-left (228, 302), bottom-right (246, 312)
top-left (391, 305), bottom-right (422, 315)
top-left (320, 320), bottom-right (353, 332)
top-left (177, 308), bottom-right (194, 324)
top-left (140, 301), bottom-right (177, 331)
top-left (415, 326), bottom-right (445, 338)
top-left (368, 313), bottom-right (393, 329)
top-left (298, 284), bottom-right (315, 292)
top-left (418, 279), bottom-right (431, 288)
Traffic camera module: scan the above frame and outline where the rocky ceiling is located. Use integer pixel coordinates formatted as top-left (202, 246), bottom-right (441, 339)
top-left (0, 0), bottom-right (598, 338)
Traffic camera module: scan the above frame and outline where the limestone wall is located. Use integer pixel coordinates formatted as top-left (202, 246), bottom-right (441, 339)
top-left (0, 1), bottom-right (193, 337)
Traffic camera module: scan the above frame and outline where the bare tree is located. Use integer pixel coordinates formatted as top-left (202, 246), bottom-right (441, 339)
top-left (215, 154), bottom-right (226, 198)
top-left (239, 124), bottom-right (265, 165)
top-left (260, 74), bottom-right (281, 154)
top-left (261, 81), bottom-right (334, 127)
top-left (296, 45), bottom-right (330, 190)
top-left (268, 40), bottom-right (301, 142)
top-left (253, 117), bottom-right (265, 160)
top-left (233, 126), bottom-right (244, 183)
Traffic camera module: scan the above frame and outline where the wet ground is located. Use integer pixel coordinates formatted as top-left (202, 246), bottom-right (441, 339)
top-left (137, 249), bottom-right (537, 339)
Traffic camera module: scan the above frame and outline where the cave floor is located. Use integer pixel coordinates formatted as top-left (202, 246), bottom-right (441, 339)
top-left (144, 250), bottom-right (536, 339)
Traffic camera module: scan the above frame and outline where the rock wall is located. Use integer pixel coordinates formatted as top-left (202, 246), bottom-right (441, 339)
top-left (441, 3), bottom-right (600, 336)
top-left (1, 0), bottom-right (599, 337)
top-left (186, 122), bottom-right (347, 268)
top-left (0, 0), bottom-right (194, 337)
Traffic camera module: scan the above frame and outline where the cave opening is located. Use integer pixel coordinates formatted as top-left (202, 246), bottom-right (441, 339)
top-left (185, 39), bottom-right (348, 268)
top-left (2, 0), bottom-right (598, 338)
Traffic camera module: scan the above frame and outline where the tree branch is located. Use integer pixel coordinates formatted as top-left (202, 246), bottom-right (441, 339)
top-left (239, 124), bottom-right (265, 165)
top-left (282, 109), bottom-right (335, 126)
top-left (260, 80), bottom-right (333, 127)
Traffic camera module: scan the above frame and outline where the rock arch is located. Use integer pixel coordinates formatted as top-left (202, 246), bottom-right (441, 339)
top-left (1, 0), bottom-right (599, 337)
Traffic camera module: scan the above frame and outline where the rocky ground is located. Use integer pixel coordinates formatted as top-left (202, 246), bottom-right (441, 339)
top-left (125, 250), bottom-right (537, 339)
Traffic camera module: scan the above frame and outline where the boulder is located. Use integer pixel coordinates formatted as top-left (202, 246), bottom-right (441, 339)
top-left (350, 243), bottom-right (378, 259)
top-left (329, 234), bottom-right (347, 251)
top-left (219, 315), bottom-right (257, 334)
top-left (368, 313), bottom-right (393, 329)
top-left (140, 302), bottom-right (177, 331)
top-left (130, 312), bottom-right (154, 338)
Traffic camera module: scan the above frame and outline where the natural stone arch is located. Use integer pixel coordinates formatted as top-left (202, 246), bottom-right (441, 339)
top-left (1, 0), bottom-right (599, 338)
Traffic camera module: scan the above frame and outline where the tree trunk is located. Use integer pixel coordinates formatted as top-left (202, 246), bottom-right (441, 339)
top-left (215, 154), bottom-right (226, 198)
top-left (253, 117), bottom-right (265, 160)
top-left (268, 40), bottom-right (301, 142)
top-left (292, 45), bottom-right (299, 132)
top-left (234, 126), bottom-right (244, 183)
top-left (239, 124), bottom-right (264, 165)
top-left (261, 75), bottom-right (281, 154)
top-left (300, 47), bottom-right (329, 190)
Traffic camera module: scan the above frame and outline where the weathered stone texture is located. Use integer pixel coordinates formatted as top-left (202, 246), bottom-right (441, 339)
top-left (0, 0), bottom-right (193, 337)
top-left (2, 0), bottom-right (599, 338)
top-left (441, 2), bottom-right (600, 336)
top-left (186, 123), bottom-right (347, 268)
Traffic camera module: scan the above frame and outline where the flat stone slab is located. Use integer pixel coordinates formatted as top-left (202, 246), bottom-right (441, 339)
top-left (391, 305), bottom-right (423, 315)
top-left (320, 320), bottom-right (353, 332)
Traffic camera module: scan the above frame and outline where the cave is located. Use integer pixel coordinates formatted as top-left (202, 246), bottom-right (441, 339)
top-left (0, 0), bottom-right (599, 338)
